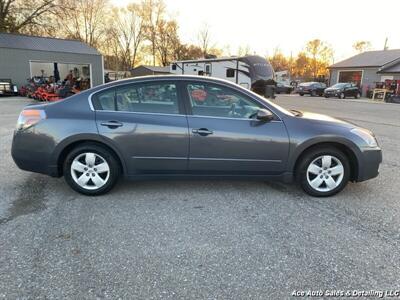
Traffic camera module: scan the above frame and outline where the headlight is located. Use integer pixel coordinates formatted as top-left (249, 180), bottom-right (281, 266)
top-left (351, 128), bottom-right (378, 147)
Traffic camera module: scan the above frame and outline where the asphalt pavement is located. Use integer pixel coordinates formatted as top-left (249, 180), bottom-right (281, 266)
top-left (1, 95), bottom-right (400, 299)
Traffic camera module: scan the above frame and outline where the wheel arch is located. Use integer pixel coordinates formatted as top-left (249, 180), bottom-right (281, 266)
top-left (292, 140), bottom-right (360, 182)
top-left (52, 134), bottom-right (127, 177)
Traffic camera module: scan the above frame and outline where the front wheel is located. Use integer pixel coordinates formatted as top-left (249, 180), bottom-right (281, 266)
top-left (338, 92), bottom-right (345, 99)
top-left (296, 147), bottom-right (350, 197)
top-left (63, 144), bottom-right (120, 195)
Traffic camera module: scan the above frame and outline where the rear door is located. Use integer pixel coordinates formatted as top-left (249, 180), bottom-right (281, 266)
top-left (183, 81), bottom-right (289, 174)
top-left (93, 81), bottom-right (189, 174)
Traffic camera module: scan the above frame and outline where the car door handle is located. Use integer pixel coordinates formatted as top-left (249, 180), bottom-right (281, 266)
top-left (100, 121), bottom-right (123, 128)
top-left (192, 128), bottom-right (213, 136)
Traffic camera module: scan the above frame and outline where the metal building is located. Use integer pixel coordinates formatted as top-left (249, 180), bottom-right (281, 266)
top-left (329, 49), bottom-right (400, 96)
top-left (0, 33), bottom-right (104, 89)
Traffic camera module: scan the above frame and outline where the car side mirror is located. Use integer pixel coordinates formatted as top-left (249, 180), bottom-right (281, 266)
top-left (256, 109), bottom-right (274, 122)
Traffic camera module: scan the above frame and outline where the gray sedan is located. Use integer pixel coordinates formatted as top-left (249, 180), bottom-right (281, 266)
top-left (11, 76), bottom-right (382, 197)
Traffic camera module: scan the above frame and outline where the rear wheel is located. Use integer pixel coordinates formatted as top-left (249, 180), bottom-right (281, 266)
top-left (299, 93), bottom-right (304, 96)
top-left (296, 147), bottom-right (350, 197)
top-left (63, 144), bottom-right (120, 195)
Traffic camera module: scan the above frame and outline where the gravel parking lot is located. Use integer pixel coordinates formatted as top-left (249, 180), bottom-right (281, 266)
top-left (1, 95), bottom-right (400, 299)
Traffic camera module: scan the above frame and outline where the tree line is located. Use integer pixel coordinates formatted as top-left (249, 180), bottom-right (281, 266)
top-left (0, 0), bottom-right (373, 78)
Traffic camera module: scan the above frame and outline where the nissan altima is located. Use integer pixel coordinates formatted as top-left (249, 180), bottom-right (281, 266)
top-left (11, 76), bottom-right (382, 197)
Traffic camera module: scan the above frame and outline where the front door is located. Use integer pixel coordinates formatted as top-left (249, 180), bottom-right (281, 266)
top-left (93, 81), bottom-right (189, 174)
top-left (183, 81), bottom-right (289, 174)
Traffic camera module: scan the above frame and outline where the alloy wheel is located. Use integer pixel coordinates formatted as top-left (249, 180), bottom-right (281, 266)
top-left (70, 152), bottom-right (110, 190)
top-left (306, 155), bottom-right (344, 192)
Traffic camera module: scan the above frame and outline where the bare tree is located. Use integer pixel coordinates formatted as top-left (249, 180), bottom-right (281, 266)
top-left (0, 0), bottom-right (56, 33)
top-left (141, 0), bottom-right (165, 66)
top-left (237, 45), bottom-right (252, 57)
top-left (198, 23), bottom-right (211, 57)
top-left (111, 4), bottom-right (145, 69)
top-left (353, 40), bottom-right (371, 53)
top-left (154, 19), bottom-right (180, 66)
top-left (56, 0), bottom-right (109, 47)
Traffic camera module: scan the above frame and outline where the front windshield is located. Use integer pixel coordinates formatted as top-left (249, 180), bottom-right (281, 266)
top-left (331, 83), bottom-right (347, 88)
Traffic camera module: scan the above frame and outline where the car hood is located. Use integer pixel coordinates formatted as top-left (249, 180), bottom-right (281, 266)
top-left (293, 111), bottom-right (356, 128)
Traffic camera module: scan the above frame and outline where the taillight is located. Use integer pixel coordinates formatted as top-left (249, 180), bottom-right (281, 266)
top-left (16, 109), bottom-right (46, 130)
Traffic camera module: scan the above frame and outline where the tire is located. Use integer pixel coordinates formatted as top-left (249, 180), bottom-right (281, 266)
top-left (338, 92), bottom-right (345, 99)
top-left (324, 95), bottom-right (329, 98)
top-left (63, 143), bottom-right (120, 196)
top-left (296, 146), bottom-right (350, 197)
top-left (355, 92), bottom-right (360, 99)
top-left (311, 90), bottom-right (316, 97)
top-left (299, 93), bottom-right (304, 96)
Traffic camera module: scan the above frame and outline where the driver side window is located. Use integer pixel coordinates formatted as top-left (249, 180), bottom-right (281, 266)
top-left (186, 82), bottom-right (262, 118)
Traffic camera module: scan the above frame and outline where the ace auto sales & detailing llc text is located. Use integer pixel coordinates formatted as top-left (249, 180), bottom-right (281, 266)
top-left (292, 289), bottom-right (400, 298)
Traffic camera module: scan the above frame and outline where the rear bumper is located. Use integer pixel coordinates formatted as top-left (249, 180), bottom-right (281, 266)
top-left (355, 147), bottom-right (382, 182)
top-left (11, 129), bottom-right (60, 177)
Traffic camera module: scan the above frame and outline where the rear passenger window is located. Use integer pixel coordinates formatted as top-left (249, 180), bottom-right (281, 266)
top-left (93, 82), bottom-right (179, 114)
top-left (117, 83), bottom-right (178, 114)
top-left (92, 89), bottom-right (115, 111)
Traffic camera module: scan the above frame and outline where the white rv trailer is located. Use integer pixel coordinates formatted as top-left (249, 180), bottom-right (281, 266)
top-left (170, 55), bottom-right (274, 90)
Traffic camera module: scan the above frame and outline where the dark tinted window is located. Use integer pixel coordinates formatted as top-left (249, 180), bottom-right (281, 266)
top-left (93, 82), bottom-right (179, 114)
top-left (186, 82), bottom-right (261, 118)
top-left (226, 68), bottom-right (235, 78)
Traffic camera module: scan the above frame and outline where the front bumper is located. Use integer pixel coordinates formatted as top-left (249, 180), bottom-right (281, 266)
top-left (297, 89), bottom-right (311, 94)
top-left (324, 90), bottom-right (340, 97)
top-left (355, 147), bottom-right (382, 182)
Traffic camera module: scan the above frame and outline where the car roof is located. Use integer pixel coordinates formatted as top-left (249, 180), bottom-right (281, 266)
top-left (89, 75), bottom-right (245, 93)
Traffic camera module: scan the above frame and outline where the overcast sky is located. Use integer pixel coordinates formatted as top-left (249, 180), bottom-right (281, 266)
top-left (113, 0), bottom-right (400, 62)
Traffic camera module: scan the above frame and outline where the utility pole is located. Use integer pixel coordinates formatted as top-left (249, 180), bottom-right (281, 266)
top-left (384, 37), bottom-right (389, 50)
